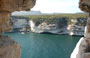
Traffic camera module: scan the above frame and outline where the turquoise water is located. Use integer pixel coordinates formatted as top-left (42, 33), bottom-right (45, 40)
top-left (4, 33), bottom-right (80, 58)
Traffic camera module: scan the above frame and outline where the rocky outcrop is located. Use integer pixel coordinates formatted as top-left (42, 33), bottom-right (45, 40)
top-left (71, 0), bottom-right (90, 58)
top-left (71, 37), bottom-right (84, 58)
top-left (0, 0), bottom-right (36, 12)
top-left (29, 19), bottom-right (86, 36)
top-left (0, 36), bottom-right (21, 58)
top-left (0, 0), bottom-right (36, 36)
top-left (79, 0), bottom-right (90, 12)
top-left (0, 0), bottom-right (36, 58)
top-left (67, 24), bottom-right (85, 36)
top-left (0, 11), bottom-right (12, 35)
top-left (71, 37), bottom-right (90, 58)
top-left (29, 20), bottom-right (68, 34)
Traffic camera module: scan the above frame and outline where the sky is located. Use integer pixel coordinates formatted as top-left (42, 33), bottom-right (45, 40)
top-left (31, 0), bottom-right (83, 13)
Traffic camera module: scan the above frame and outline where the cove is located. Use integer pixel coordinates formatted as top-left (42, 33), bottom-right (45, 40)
top-left (4, 33), bottom-right (80, 58)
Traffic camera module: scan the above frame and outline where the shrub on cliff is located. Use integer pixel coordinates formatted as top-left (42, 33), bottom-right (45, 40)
top-left (14, 14), bottom-right (88, 25)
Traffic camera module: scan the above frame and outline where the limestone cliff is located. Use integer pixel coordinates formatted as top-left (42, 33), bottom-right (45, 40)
top-left (29, 18), bottom-right (87, 36)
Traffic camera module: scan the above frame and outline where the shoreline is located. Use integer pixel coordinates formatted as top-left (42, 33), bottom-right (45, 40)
top-left (5, 31), bottom-right (83, 37)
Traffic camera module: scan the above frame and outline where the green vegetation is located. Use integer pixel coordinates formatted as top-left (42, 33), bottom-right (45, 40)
top-left (14, 13), bottom-right (88, 25)
top-left (20, 13), bottom-right (88, 19)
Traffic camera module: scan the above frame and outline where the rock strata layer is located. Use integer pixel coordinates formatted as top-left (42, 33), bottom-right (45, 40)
top-left (29, 20), bottom-right (85, 36)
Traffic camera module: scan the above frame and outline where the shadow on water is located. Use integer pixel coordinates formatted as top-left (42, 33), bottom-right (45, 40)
top-left (3, 32), bottom-right (81, 58)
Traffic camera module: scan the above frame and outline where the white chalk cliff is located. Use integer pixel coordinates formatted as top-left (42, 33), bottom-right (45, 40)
top-left (29, 20), bottom-right (85, 36)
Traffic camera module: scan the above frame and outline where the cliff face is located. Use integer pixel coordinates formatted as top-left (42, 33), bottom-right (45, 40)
top-left (29, 18), bottom-right (87, 36)
top-left (29, 20), bottom-right (63, 34)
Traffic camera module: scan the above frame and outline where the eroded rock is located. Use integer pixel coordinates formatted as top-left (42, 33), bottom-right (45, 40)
top-left (71, 37), bottom-right (90, 58)
top-left (0, 0), bottom-right (36, 58)
top-left (0, 0), bottom-right (36, 12)
top-left (79, 0), bottom-right (90, 12)
top-left (0, 0), bottom-right (36, 36)
top-left (84, 17), bottom-right (90, 38)
top-left (0, 11), bottom-right (12, 35)
top-left (0, 36), bottom-right (21, 58)
top-left (71, 0), bottom-right (90, 58)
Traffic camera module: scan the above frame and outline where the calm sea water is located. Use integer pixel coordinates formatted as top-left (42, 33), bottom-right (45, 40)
top-left (4, 33), bottom-right (80, 58)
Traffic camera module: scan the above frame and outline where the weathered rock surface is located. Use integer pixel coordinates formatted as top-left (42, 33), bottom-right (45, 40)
top-left (0, 0), bottom-right (36, 35)
top-left (71, 37), bottom-right (90, 58)
top-left (79, 0), bottom-right (90, 12)
top-left (71, 16), bottom-right (90, 58)
top-left (29, 19), bottom-right (86, 36)
top-left (29, 20), bottom-right (68, 34)
top-left (84, 17), bottom-right (90, 38)
top-left (0, 0), bottom-right (36, 58)
top-left (0, 11), bottom-right (12, 35)
top-left (71, 37), bottom-right (84, 58)
top-left (0, 0), bottom-right (36, 12)
top-left (71, 0), bottom-right (90, 58)
top-left (0, 36), bottom-right (21, 58)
